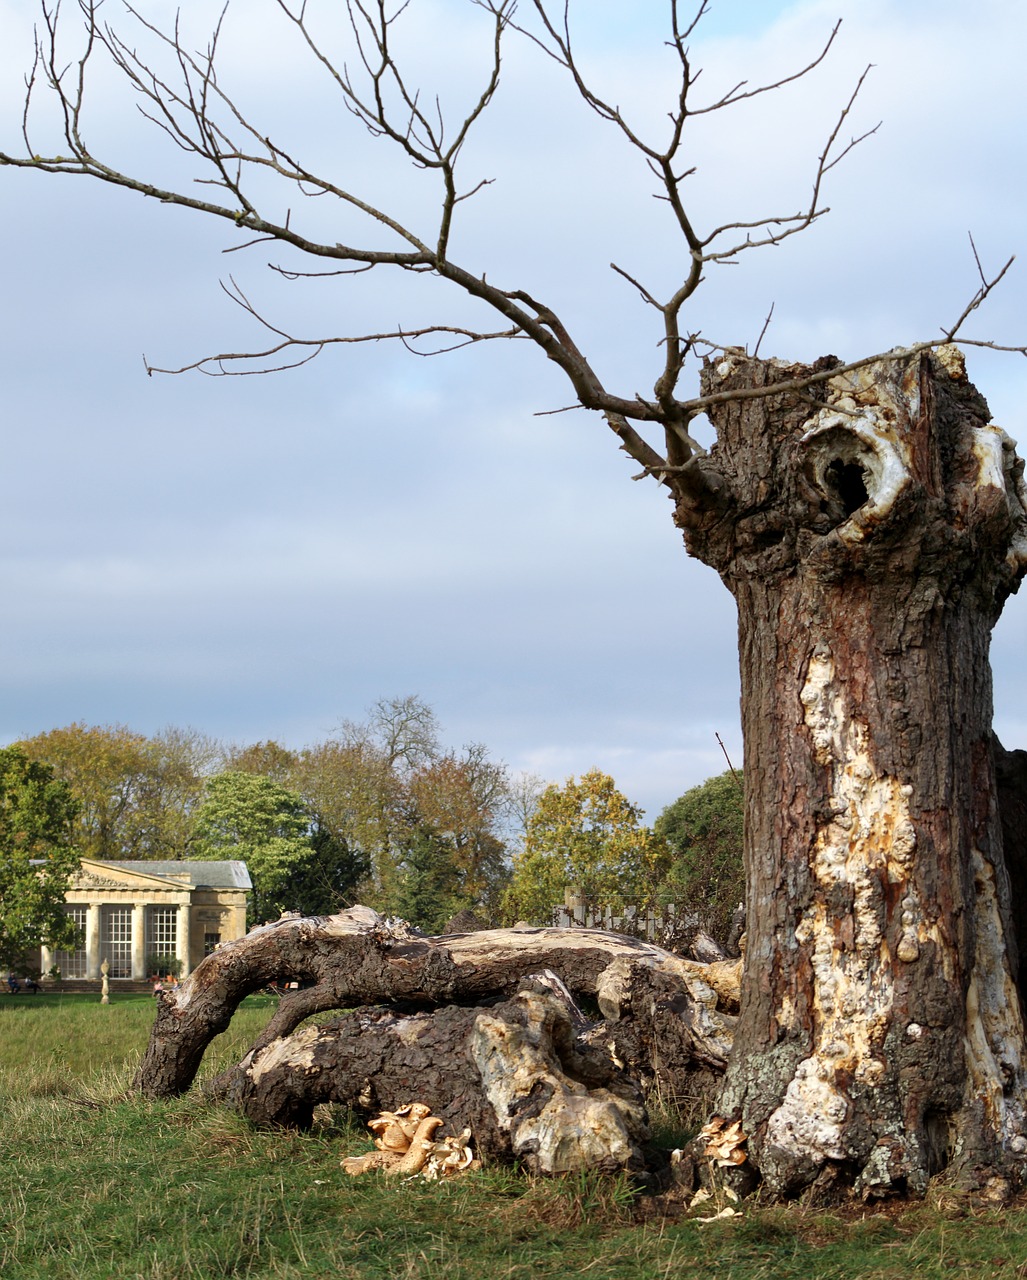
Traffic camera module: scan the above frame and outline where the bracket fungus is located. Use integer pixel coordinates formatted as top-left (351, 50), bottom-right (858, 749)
top-left (341, 1104), bottom-right (479, 1180)
top-left (698, 1116), bottom-right (749, 1169)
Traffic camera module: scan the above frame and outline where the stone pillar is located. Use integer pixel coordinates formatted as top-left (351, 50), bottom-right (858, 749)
top-left (86, 903), bottom-right (101, 980)
top-left (132, 903), bottom-right (147, 980)
top-left (40, 945), bottom-right (53, 977)
top-left (176, 903), bottom-right (191, 978)
top-left (564, 885), bottom-right (586, 927)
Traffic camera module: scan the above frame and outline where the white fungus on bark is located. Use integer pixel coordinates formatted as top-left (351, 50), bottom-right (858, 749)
top-left (963, 846), bottom-right (1027, 1148)
top-left (766, 644), bottom-right (1027, 1180)
top-left (767, 650), bottom-right (929, 1167)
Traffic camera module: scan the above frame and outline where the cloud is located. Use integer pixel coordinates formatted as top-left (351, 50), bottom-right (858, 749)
top-left (2, 0), bottom-right (1026, 823)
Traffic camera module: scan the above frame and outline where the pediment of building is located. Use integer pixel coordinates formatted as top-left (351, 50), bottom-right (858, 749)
top-left (72, 860), bottom-right (192, 892)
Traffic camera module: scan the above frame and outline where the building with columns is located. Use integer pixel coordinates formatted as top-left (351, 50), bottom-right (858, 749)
top-left (41, 859), bottom-right (252, 981)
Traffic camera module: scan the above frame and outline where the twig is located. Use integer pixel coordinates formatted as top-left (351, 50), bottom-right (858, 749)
top-left (752, 303), bottom-right (774, 359)
top-left (716, 734), bottom-right (742, 789)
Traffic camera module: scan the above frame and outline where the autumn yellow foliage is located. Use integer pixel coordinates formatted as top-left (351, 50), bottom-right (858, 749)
top-left (502, 769), bottom-right (671, 925)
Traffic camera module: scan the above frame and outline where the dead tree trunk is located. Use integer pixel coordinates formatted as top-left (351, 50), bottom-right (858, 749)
top-left (134, 909), bottom-right (738, 1132)
top-left (208, 979), bottom-right (652, 1175)
top-left (674, 347), bottom-right (1027, 1197)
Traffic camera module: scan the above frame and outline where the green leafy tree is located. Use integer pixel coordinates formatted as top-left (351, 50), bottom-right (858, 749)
top-left (191, 772), bottom-right (313, 923)
top-left (18, 722), bottom-right (216, 860)
top-left (502, 770), bottom-right (670, 925)
top-left (291, 737), bottom-right (399, 906)
top-left (392, 827), bottom-right (466, 935)
top-left (0, 746), bottom-right (81, 972)
top-left (227, 740), bottom-right (370, 914)
top-left (403, 746), bottom-right (511, 919)
top-left (287, 701), bottom-right (511, 920)
top-left (336, 695), bottom-right (441, 904)
top-left (276, 824), bottom-right (369, 919)
top-left (226, 739), bottom-right (300, 785)
top-left (655, 769), bottom-right (745, 945)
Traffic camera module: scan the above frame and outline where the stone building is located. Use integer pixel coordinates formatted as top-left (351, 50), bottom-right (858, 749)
top-left (41, 858), bottom-right (252, 981)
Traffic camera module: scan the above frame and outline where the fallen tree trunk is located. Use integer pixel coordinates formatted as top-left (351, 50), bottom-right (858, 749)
top-left (134, 907), bottom-right (739, 1107)
top-left (210, 977), bottom-right (651, 1175)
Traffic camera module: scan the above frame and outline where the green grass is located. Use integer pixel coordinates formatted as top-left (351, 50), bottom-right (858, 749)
top-left (3, 993), bottom-right (1027, 1279)
top-left (0, 992), bottom-right (275, 1085)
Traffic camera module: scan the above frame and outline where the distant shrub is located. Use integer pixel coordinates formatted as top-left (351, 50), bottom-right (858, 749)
top-left (655, 770), bottom-right (745, 948)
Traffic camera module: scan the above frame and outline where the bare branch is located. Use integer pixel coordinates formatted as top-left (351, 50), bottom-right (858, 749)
top-left (145, 321), bottom-right (525, 378)
top-left (609, 263), bottom-right (663, 311)
top-left (267, 262), bottom-right (379, 280)
top-left (677, 0), bottom-right (712, 44)
top-left (533, 404), bottom-right (585, 417)
top-left (604, 411), bottom-right (668, 476)
top-left (699, 68), bottom-right (878, 262)
top-left (689, 21), bottom-right (843, 115)
top-left (752, 303), bottom-right (775, 359)
top-left (3, 1), bottom-right (1023, 502)
top-left (941, 241), bottom-right (1015, 342)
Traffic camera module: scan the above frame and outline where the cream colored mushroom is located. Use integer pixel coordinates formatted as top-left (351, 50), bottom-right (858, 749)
top-left (389, 1116), bottom-right (445, 1175)
top-left (368, 1102), bottom-right (433, 1152)
top-left (342, 1103), bottom-right (478, 1181)
top-left (341, 1150), bottom-right (403, 1176)
top-left (423, 1127), bottom-right (478, 1180)
top-left (698, 1116), bottom-right (748, 1167)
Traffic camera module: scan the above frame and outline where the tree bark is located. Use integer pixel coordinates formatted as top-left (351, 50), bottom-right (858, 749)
top-left (133, 908), bottom-right (738, 1108)
top-left (995, 737), bottom-right (1027, 996)
top-left (207, 978), bottom-right (651, 1175)
top-left (673, 347), bottom-right (1027, 1197)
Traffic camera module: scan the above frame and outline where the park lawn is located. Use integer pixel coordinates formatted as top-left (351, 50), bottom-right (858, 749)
top-left (2, 993), bottom-right (1027, 1279)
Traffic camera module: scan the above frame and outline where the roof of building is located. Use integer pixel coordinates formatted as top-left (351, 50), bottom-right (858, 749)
top-left (97, 860), bottom-right (253, 890)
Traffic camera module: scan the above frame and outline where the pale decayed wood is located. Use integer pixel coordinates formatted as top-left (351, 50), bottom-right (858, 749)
top-left (213, 980), bottom-right (651, 1174)
top-left (134, 908), bottom-right (739, 1110)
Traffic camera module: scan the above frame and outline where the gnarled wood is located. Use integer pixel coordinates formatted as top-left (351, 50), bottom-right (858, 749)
top-left (134, 907), bottom-right (739, 1105)
top-left (211, 979), bottom-right (650, 1175)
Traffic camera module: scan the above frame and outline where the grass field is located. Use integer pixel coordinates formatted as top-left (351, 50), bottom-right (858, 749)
top-left (3, 992), bottom-right (1027, 1279)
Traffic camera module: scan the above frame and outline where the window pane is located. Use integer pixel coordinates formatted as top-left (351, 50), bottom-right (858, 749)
top-left (100, 906), bottom-right (133, 979)
top-left (145, 907), bottom-right (178, 958)
top-left (54, 905), bottom-right (88, 978)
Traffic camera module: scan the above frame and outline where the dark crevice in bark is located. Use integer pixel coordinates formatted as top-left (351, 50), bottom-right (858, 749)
top-left (824, 458), bottom-right (869, 517)
top-left (995, 736), bottom-right (1027, 996)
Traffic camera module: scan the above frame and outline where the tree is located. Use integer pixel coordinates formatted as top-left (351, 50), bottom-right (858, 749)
top-left (0, 747), bottom-right (81, 972)
top-left (503, 770), bottom-right (671, 925)
top-left (133, 907), bottom-right (739, 1174)
top-left (223, 704), bottom-right (510, 922)
top-left (191, 771), bottom-right (313, 923)
top-left (18, 723), bottom-right (216, 860)
top-left (656, 769), bottom-right (744, 947)
top-left (225, 740), bottom-right (301, 786)
top-left (403, 745), bottom-right (512, 920)
top-left (18, 723), bottom-right (155, 860)
top-left (4, 1), bottom-right (1027, 1196)
top-left (390, 825), bottom-right (468, 934)
top-left (229, 739), bottom-right (372, 915)
top-left (306, 699), bottom-right (512, 919)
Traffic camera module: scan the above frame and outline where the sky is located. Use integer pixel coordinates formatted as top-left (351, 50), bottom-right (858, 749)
top-left (2, 0), bottom-right (1026, 822)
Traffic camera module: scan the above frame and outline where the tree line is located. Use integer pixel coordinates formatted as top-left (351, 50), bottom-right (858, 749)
top-left (0, 696), bottom-right (744, 963)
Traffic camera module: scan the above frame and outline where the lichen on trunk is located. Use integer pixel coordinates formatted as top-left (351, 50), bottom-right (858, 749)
top-left (673, 346), bottom-right (1027, 1197)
